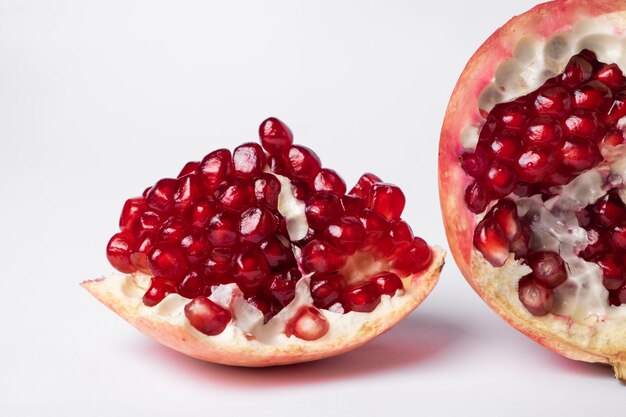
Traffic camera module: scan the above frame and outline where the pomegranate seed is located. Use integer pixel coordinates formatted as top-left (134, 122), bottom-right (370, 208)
top-left (301, 239), bottom-right (347, 273)
top-left (268, 154), bottom-right (288, 176)
top-left (199, 149), bottom-right (232, 192)
top-left (515, 146), bottom-right (556, 183)
top-left (254, 173), bottom-right (281, 210)
top-left (325, 216), bottom-right (366, 255)
top-left (533, 86), bottom-right (571, 116)
top-left (284, 145), bottom-right (322, 181)
top-left (239, 206), bottom-right (277, 244)
top-left (524, 116), bottom-right (562, 146)
top-left (143, 277), bottom-right (177, 307)
top-left (260, 235), bottom-right (295, 269)
top-left (178, 271), bottom-right (206, 299)
top-left (130, 234), bottom-right (155, 274)
top-left (484, 160), bottom-right (517, 197)
top-left (214, 178), bottom-right (255, 212)
top-left (510, 225), bottom-right (531, 259)
top-left (563, 110), bottom-right (602, 139)
top-left (291, 180), bottom-right (312, 201)
top-left (233, 143), bottom-right (266, 179)
top-left (464, 182), bottom-right (490, 214)
top-left (341, 195), bottom-right (366, 216)
top-left (145, 178), bottom-right (177, 213)
top-left (180, 231), bottom-right (211, 264)
top-left (495, 102), bottom-right (529, 130)
top-left (313, 168), bottom-right (347, 195)
top-left (184, 296), bottom-right (231, 336)
top-left (592, 192), bottom-right (626, 228)
top-left (604, 91), bottom-right (626, 125)
top-left (488, 135), bottom-right (519, 161)
top-left (489, 198), bottom-right (521, 241)
top-left (349, 173), bottom-right (382, 199)
top-left (609, 284), bottom-right (626, 306)
top-left (203, 247), bottom-right (234, 284)
top-left (305, 192), bottom-right (344, 230)
top-left (295, 227), bottom-right (316, 248)
top-left (473, 218), bottom-right (509, 267)
top-left (389, 219), bottom-right (414, 249)
top-left (174, 174), bottom-right (205, 211)
top-left (159, 216), bottom-right (189, 243)
top-left (342, 282), bottom-right (381, 313)
top-left (233, 245), bottom-right (270, 295)
top-left (579, 228), bottom-right (608, 260)
top-left (358, 209), bottom-right (390, 243)
top-left (186, 198), bottom-right (217, 229)
top-left (367, 183), bottom-right (406, 219)
top-left (178, 161), bottom-right (199, 178)
top-left (558, 137), bottom-right (602, 173)
top-left (594, 64), bottom-right (626, 89)
top-left (263, 267), bottom-right (301, 306)
top-left (561, 54), bottom-right (593, 88)
top-left (310, 272), bottom-right (344, 309)
top-left (259, 117), bottom-right (293, 155)
top-left (611, 224), bottom-right (626, 250)
top-left (593, 253), bottom-right (625, 290)
top-left (285, 306), bottom-right (329, 341)
top-left (603, 128), bottom-right (625, 147)
top-left (132, 210), bottom-right (163, 237)
top-left (460, 147), bottom-right (490, 178)
top-left (106, 232), bottom-right (136, 273)
top-left (527, 251), bottom-right (567, 288)
top-left (392, 237), bottom-right (432, 275)
top-left (148, 242), bottom-right (188, 281)
top-left (518, 275), bottom-right (553, 316)
top-left (371, 271), bottom-right (403, 296)
top-left (573, 80), bottom-right (612, 110)
top-left (274, 212), bottom-right (289, 236)
top-left (206, 211), bottom-right (239, 247)
top-left (247, 295), bottom-right (275, 321)
top-left (119, 197), bottom-right (147, 232)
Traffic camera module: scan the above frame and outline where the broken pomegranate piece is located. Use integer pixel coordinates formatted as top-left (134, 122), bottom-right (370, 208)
top-left (84, 117), bottom-right (444, 366)
top-left (440, 0), bottom-right (626, 381)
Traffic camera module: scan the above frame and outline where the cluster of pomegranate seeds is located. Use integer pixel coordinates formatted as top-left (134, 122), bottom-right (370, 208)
top-left (106, 117), bottom-right (433, 337)
top-left (463, 50), bottom-right (626, 315)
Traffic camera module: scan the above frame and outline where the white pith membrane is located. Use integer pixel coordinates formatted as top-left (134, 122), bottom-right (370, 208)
top-left (85, 171), bottom-right (444, 362)
top-left (463, 15), bottom-right (626, 350)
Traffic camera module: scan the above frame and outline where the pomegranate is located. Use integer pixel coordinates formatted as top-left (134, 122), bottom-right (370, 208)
top-left (84, 117), bottom-right (444, 366)
top-left (440, 0), bottom-right (626, 380)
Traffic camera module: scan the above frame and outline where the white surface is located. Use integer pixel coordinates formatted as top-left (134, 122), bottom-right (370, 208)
top-left (0, 0), bottom-right (623, 415)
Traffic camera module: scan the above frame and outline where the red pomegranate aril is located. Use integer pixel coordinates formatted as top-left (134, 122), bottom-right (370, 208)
top-left (178, 161), bottom-right (200, 178)
top-left (594, 253), bottom-right (625, 290)
top-left (239, 206), bottom-right (277, 244)
top-left (371, 271), bottom-right (404, 296)
top-left (349, 173), bottom-right (382, 199)
top-left (148, 242), bottom-right (188, 281)
top-left (595, 64), bottom-right (626, 89)
top-left (259, 117), bottom-right (294, 155)
top-left (473, 218), bottom-right (509, 267)
top-left (178, 271), bottom-right (206, 299)
top-left (106, 232), bottom-right (136, 273)
top-left (533, 86), bottom-right (572, 116)
top-left (609, 285), bottom-right (626, 306)
top-left (291, 180), bottom-right (312, 201)
top-left (460, 147), bottom-right (490, 178)
top-left (325, 216), bottom-right (366, 255)
top-left (119, 197), bottom-right (147, 232)
top-left (310, 272), bottom-right (344, 309)
top-left (368, 183), bottom-right (406, 220)
top-left (488, 135), bottom-right (519, 161)
top-left (561, 54), bottom-right (593, 88)
top-left (267, 154), bottom-right (288, 176)
top-left (313, 168), bottom-right (347, 195)
top-left (359, 209), bottom-right (390, 242)
top-left (515, 146), bottom-right (556, 183)
top-left (260, 235), bottom-right (295, 269)
top-left (563, 110), bottom-right (603, 139)
top-left (206, 211), bottom-right (239, 247)
top-left (285, 145), bottom-right (322, 182)
top-left (464, 181), bottom-right (490, 214)
top-left (510, 225), bottom-right (531, 259)
top-left (130, 234), bottom-right (155, 274)
top-left (214, 178), bottom-right (255, 212)
top-left (186, 198), bottom-right (217, 229)
top-left (342, 282), bottom-right (381, 313)
top-left (301, 239), bottom-right (347, 274)
top-left (254, 173), bottom-right (281, 210)
top-left (490, 198), bottom-right (521, 241)
top-left (233, 246), bottom-right (270, 295)
top-left (305, 192), bottom-right (344, 230)
top-left (392, 237), bottom-right (432, 275)
top-left (203, 247), bottom-right (234, 282)
top-left (159, 216), bottom-right (189, 243)
top-left (174, 174), bottom-right (205, 211)
top-left (527, 251), bottom-right (567, 288)
top-left (184, 296), bottom-right (232, 336)
top-left (247, 295), bottom-right (274, 321)
top-left (610, 224), bottom-right (626, 250)
top-left (484, 160), bottom-right (517, 197)
top-left (592, 192), bottom-right (626, 228)
top-left (146, 178), bottom-right (177, 213)
top-left (341, 195), bottom-right (366, 216)
top-left (180, 231), bottom-right (211, 264)
top-left (579, 228), bottom-right (608, 260)
top-left (524, 116), bottom-right (562, 146)
top-left (604, 128), bottom-right (625, 147)
top-left (573, 81), bottom-right (612, 110)
top-left (604, 92), bottom-right (626, 125)
top-left (495, 102), bottom-right (529, 130)
top-left (389, 219), bottom-right (414, 246)
top-left (143, 277), bottom-right (177, 307)
top-left (132, 210), bottom-right (163, 237)
top-left (518, 275), bottom-right (553, 316)
top-left (558, 137), bottom-right (602, 173)
top-left (233, 143), bottom-right (266, 179)
top-left (264, 268), bottom-right (301, 306)
top-left (285, 306), bottom-right (329, 341)
top-left (199, 149), bottom-right (233, 192)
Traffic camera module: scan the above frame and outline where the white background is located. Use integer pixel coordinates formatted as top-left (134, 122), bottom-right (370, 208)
top-left (1, 0), bottom-right (623, 415)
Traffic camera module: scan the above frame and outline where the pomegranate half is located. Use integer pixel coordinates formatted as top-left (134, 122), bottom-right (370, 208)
top-left (84, 117), bottom-right (444, 366)
top-left (440, 0), bottom-right (626, 380)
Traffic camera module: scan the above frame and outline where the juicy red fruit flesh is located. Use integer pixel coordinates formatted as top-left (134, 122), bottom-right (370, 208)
top-left (107, 117), bottom-right (434, 336)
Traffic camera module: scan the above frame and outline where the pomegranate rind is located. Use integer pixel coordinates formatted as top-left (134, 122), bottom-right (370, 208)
top-left (439, 0), bottom-right (626, 380)
top-left (82, 248), bottom-right (444, 367)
